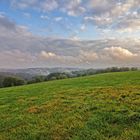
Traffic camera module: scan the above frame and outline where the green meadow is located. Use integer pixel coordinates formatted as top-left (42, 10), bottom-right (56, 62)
top-left (0, 71), bottom-right (140, 140)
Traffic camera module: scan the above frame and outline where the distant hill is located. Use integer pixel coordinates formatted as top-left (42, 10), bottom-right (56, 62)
top-left (0, 67), bottom-right (83, 76)
top-left (0, 67), bottom-right (84, 83)
top-left (0, 67), bottom-right (138, 87)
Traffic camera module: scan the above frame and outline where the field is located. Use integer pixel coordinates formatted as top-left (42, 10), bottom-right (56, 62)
top-left (0, 71), bottom-right (140, 140)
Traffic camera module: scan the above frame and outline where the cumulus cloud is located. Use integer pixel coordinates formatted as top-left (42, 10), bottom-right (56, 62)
top-left (10, 0), bottom-right (140, 33)
top-left (79, 51), bottom-right (98, 62)
top-left (40, 50), bottom-right (98, 65)
top-left (40, 51), bottom-right (61, 60)
top-left (0, 50), bottom-right (37, 68)
top-left (60, 0), bottom-right (85, 16)
top-left (11, 0), bottom-right (58, 11)
top-left (11, 0), bottom-right (85, 16)
top-left (0, 14), bottom-right (32, 35)
top-left (40, 0), bottom-right (58, 11)
top-left (83, 0), bottom-right (140, 31)
top-left (0, 14), bottom-right (140, 68)
top-left (115, 14), bottom-right (140, 32)
top-left (102, 47), bottom-right (138, 60)
top-left (54, 17), bottom-right (63, 22)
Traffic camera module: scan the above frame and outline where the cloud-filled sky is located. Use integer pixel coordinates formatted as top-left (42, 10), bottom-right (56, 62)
top-left (0, 0), bottom-right (140, 68)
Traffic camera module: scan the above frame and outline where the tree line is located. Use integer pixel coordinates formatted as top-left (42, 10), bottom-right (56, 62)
top-left (0, 67), bottom-right (138, 88)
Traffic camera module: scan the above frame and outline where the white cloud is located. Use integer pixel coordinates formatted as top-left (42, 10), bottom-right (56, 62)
top-left (80, 24), bottom-right (86, 31)
top-left (67, 6), bottom-right (86, 16)
top-left (0, 50), bottom-right (36, 68)
top-left (84, 16), bottom-right (94, 21)
top-left (40, 0), bottom-right (58, 11)
top-left (40, 15), bottom-right (49, 20)
top-left (87, 0), bottom-right (111, 11)
top-left (83, 0), bottom-right (140, 32)
top-left (79, 51), bottom-right (98, 62)
top-left (103, 47), bottom-right (137, 60)
top-left (10, 0), bottom-right (140, 33)
top-left (0, 15), bottom-right (140, 68)
top-left (116, 16), bottom-right (140, 32)
top-left (40, 50), bottom-right (98, 66)
top-left (54, 17), bottom-right (63, 21)
top-left (11, 0), bottom-right (58, 11)
top-left (70, 36), bottom-right (80, 41)
top-left (41, 51), bottom-right (57, 59)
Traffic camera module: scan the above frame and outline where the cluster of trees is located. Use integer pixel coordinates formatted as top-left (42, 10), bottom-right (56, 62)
top-left (28, 73), bottom-right (70, 84)
top-left (70, 67), bottom-right (138, 77)
top-left (0, 73), bottom-right (70, 88)
top-left (0, 76), bottom-right (25, 88)
top-left (0, 67), bottom-right (138, 88)
top-left (95, 67), bottom-right (138, 74)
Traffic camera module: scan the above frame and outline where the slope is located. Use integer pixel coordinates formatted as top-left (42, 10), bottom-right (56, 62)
top-left (0, 71), bottom-right (140, 140)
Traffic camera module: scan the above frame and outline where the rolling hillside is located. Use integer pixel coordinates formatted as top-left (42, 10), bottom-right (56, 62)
top-left (0, 71), bottom-right (140, 140)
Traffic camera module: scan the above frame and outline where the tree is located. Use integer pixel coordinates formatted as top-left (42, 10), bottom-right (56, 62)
top-left (46, 73), bottom-right (68, 81)
top-left (131, 67), bottom-right (138, 71)
top-left (3, 76), bottom-right (25, 87)
top-left (0, 76), bottom-right (4, 88)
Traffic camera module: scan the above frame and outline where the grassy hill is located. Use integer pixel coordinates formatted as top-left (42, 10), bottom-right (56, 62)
top-left (0, 71), bottom-right (140, 140)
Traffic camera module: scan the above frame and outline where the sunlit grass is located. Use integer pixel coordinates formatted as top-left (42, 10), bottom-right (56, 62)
top-left (0, 71), bottom-right (140, 140)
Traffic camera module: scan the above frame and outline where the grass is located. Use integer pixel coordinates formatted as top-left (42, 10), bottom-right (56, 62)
top-left (0, 71), bottom-right (140, 140)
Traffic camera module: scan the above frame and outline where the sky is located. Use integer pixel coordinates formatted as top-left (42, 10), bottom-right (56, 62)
top-left (0, 0), bottom-right (140, 68)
